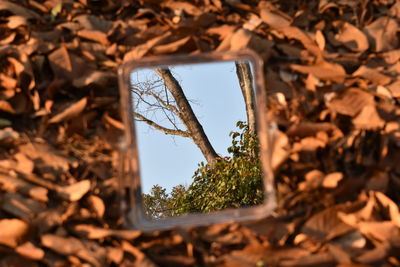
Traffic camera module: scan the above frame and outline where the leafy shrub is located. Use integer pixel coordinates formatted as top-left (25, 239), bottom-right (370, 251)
top-left (143, 121), bottom-right (264, 219)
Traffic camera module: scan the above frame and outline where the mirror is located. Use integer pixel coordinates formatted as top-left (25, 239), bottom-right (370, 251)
top-left (119, 51), bottom-right (275, 230)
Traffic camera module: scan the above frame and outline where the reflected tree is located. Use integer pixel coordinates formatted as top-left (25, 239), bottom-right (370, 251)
top-left (131, 62), bottom-right (263, 219)
top-left (130, 61), bottom-right (255, 164)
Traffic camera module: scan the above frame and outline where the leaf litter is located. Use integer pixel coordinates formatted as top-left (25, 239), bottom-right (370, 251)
top-left (1, 0), bottom-right (400, 266)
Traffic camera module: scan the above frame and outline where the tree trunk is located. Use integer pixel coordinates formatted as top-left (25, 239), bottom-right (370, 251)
top-left (235, 62), bottom-right (257, 135)
top-left (155, 68), bottom-right (218, 164)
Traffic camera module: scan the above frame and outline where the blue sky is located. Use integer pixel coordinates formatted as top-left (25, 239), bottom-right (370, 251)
top-left (130, 61), bottom-right (247, 194)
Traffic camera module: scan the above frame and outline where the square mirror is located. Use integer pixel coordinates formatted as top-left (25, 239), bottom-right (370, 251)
top-left (118, 50), bottom-right (276, 231)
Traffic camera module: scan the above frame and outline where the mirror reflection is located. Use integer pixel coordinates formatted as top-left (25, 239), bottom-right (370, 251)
top-left (129, 60), bottom-right (263, 220)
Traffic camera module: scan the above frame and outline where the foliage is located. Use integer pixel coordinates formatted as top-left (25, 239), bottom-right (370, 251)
top-left (142, 121), bottom-right (263, 219)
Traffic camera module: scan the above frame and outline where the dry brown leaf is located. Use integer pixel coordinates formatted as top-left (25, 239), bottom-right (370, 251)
top-left (58, 179), bottom-right (91, 202)
top-left (0, 1), bottom-right (40, 19)
top-left (48, 46), bottom-right (91, 80)
top-left (352, 105), bottom-right (385, 130)
top-left (0, 173), bottom-right (48, 202)
top-left (206, 25), bottom-right (236, 40)
top-left (73, 224), bottom-right (141, 240)
top-left (260, 8), bottom-right (292, 27)
top-left (73, 14), bottom-right (113, 33)
top-left (276, 26), bottom-right (322, 57)
top-left (322, 172), bottom-right (343, 188)
top-left (229, 28), bottom-right (274, 58)
top-left (161, 1), bottom-right (202, 16)
top-left (293, 137), bottom-right (326, 151)
top-left (332, 21), bottom-right (369, 52)
top-left (271, 131), bottom-right (289, 171)
top-left (386, 80), bottom-right (400, 97)
top-left (41, 234), bottom-right (106, 266)
top-left (48, 97), bottom-right (87, 124)
top-left (364, 17), bottom-right (398, 52)
top-left (2, 192), bottom-right (45, 218)
top-left (14, 152), bottom-right (34, 174)
top-left (122, 240), bottom-right (158, 267)
top-left (290, 60), bottom-right (346, 82)
top-left (19, 142), bottom-right (73, 173)
top-left (0, 73), bottom-right (17, 91)
top-left (73, 71), bottom-right (116, 88)
top-left (87, 195), bottom-right (105, 218)
top-left (326, 88), bottom-right (374, 117)
top-left (152, 36), bottom-right (193, 54)
top-left (356, 242), bottom-right (390, 265)
top-left (287, 122), bottom-right (340, 138)
top-left (77, 30), bottom-right (109, 45)
top-left (352, 65), bottom-right (391, 85)
top-left (358, 221), bottom-right (400, 245)
top-left (315, 30), bottom-right (325, 50)
top-left (7, 15), bottom-right (28, 29)
top-left (327, 244), bottom-right (352, 264)
top-left (16, 242), bottom-right (45, 260)
top-left (0, 218), bottom-right (29, 248)
top-left (301, 204), bottom-right (355, 241)
top-left (374, 192), bottom-right (400, 227)
top-left (106, 246), bottom-right (124, 265)
top-left (280, 252), bottom-right (335, 266)
top-left (123, 32), bottom-right (172, 61)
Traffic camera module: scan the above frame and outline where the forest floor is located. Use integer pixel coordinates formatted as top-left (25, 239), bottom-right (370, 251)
top-left (1, 0), bottom-right (400, 266)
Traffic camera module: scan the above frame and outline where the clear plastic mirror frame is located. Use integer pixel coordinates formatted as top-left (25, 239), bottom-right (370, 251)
top-left (118, 50), bottom-right (276, 231)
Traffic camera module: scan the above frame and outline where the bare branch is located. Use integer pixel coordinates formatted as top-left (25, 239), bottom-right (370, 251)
top-left (134, 112), bottom-right (190, 137)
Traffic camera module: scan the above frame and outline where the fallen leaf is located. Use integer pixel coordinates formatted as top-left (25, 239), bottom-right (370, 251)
top-left (77, 30), bottom-right (109, 45)
top-left (352, 105), bottom-right (385, 130)
top-left (2, 192), bottom-right (45, 218)
top-left (41, 234), bottom-right (106, 266)
top-left (48, 46), bottom-right (91, 80)
top-left (0, 1), bottom-right (40, 19)
top-left (352, 65), bottom-right (391, 85)
top-left (386, 80), bottom-right (400, 97)
top-left (0, 218), bottom-right (29, 248)
top-left (260, 8), bottom-right (292, 27)
top-left (48, 97), bottom-right (87, 124)
top-left (301, 204), bottom-right (355, 241)
top-left (364, 17), bottom-right (398, 52)
top-left (276, 26), bottom-right (322, 57)
top-left (374, 192), bottom-right (400, 227)
top-left (73, 14), bottom-right (113, 33)
top-left (152, 36), bottom-right (194, 54)
top-left (356, 242), bottom-right (391, 264)
top-left (326, 88), bottom-right (374, 116)
top-left (290, 60), bottom-right (346, 82)
top-left (355, 221), bottom-right (400, 247)
top-left (87, 195), bottom-right (105, 218)
top-left (58, 179), bottom-right (91, 201)
top-left (72, 71), bottom-right (116, 88)
top-left (332, 21), bottom-right (369, 52)
top-left (19, 142), bottom-right (73, 173)
top-left (7, 15), bottom-right (28, 29)
top-left (16, 242), bottom-right (45, 260)
top-left (72, 224), bottom-right (141, 239)
top-left (322, 172), bottom-right (343, 188)
top-left (0, 173), bottom-right (48, 202)
top-left (327, 244), bottom-right (352, 264)
top-left (106, 246), bottom-right (124, 265)
top-left (315, 30), bottom-right (325, 50)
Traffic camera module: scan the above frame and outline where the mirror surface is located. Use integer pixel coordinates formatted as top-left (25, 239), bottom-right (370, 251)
top-left (129, 60), bottom-right (264, 220)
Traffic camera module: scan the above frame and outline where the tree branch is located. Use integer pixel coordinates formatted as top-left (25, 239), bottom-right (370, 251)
top-left (134, 112), bottom-right (190, 137)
